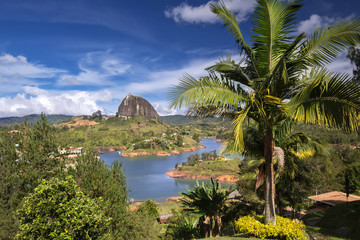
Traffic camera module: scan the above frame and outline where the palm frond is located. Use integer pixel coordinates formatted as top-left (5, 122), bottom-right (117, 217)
top-left (290, 68), bottom-right (360, 130)
top-left (300, 18), bottom-right (360, 66)
top-left (206, 55), bottom-right (252, 87)
top-left (268, 33), bottom-right (306, 94)
top-left (252, 0), bottom-right (303, 74)
top-left (210, 1), bottom-right (260, 78)
top-left (169, 73), bottom-right (247, 111)
top-left (231, 106), bottom-right (250, 153)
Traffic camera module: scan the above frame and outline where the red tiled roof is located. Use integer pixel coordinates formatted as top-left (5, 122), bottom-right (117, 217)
top-left (308, 191), bottom-right (360, 206)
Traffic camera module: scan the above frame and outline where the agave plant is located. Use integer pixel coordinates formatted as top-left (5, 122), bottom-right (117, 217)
top-left (169, 0), bottom-right (360, 224)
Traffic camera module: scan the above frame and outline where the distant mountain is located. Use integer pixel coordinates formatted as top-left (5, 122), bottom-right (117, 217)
top-left (0, 114), bottom-right (73, 126)
top-left (161, 115), bottom-right (228, 126)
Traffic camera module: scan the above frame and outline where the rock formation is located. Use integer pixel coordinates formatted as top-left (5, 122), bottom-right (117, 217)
top-left (118, 94), bottom-right (160, 120)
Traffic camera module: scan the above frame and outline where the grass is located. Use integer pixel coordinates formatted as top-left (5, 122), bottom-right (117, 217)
top-left (303, 201), bottom-right (360, 239)
top-left (177, 158), bottom-right (242, 177)
top-left (157, 201), bottom-right (183, 214)
top-left (199, 236), bottom-right (267, 240)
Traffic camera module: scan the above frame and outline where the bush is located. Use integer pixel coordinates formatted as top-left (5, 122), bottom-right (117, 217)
top-left (235, 215), bottom-right (307, 240)
top-left (16, 176), bottom-right (110, 239)
top-left (137, 199), bottom-right (159, 219)
top-left (164, 211), bottom-right (200, 240)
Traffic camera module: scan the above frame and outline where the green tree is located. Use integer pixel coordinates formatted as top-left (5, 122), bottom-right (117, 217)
top-left (335, 146), bottom-right (360, 197)
top-left (0, 115), bottom-right (66, 239)
top-left (169, 0), bottom-right (360, 224)
top-left (176, 135), bottom-right (184, 147)
top-left (347, 46), bottom-right (360, 83)
top-left (16, 176), bottom-right (110, 239)
top-left (67, 152), bottom-right (129, 239)
top-left (192, 133), bottom-right (200, 142)
top-left (181, 179), bottom-right (230, 238)
top-left (91, 110), bottom-right (102, 120)
top-left (137, 199), bottom-right (159, 219)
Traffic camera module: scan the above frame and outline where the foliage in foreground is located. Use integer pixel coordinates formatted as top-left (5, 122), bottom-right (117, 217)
top-left (68, 153), bottom-right (160, 240)
top-left (235, 215), bottom-right (307, 240)
top-left (163, 211), bottom-right (200, 240)
top-left (0, 114), bottom-right (162, 240)
top-left (16, 176), bottom-right (110, 240)
top-left (181, 178), bottom-right (230, 238)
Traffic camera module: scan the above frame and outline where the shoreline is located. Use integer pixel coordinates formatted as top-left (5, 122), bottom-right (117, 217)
top-left (120, 145), bottom-right (206, 157)
top-left (166, 169), bottom-right (239, 183)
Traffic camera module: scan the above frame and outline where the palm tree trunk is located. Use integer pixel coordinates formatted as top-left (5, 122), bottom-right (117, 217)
top-left (213, 215), bottom-right (222, 237)
top-left (264, 129), bottom-right (276, 225)
top-left (203, 216), bottom-right (211, 238)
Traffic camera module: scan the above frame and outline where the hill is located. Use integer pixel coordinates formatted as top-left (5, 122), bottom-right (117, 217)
top-left (161, 115), bottom-right (230, 126)
top-left (57, 116), bottom-right (204, 156)
top-left (0, 114), bottom-right (72, 126)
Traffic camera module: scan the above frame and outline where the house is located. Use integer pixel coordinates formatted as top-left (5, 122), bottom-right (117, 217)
top-left (308, 191), bottom-right (360, 207)
top-left (59, 147), bottom-right (83, 155)
top-left (228, 190), bottom-right (242, 200)
top-left (158, 213), bottom-right (174, 224)
top-left (8, 130), bottom-right (19, 134)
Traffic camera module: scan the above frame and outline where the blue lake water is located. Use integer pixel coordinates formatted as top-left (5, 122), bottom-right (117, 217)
top-left (99, 138), bottom-right (231, 202)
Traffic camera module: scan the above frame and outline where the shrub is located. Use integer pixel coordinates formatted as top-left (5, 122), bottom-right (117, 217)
top-left (16, 176), bottom-right (110, 239)
top-left (137, 199), bottom-right (159, 219)
top-left (235, 215), bottom-right (307, 240)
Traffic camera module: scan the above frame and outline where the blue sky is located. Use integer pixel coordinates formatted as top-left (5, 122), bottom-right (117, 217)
top-left (0, 0), bottom-right (359, 117)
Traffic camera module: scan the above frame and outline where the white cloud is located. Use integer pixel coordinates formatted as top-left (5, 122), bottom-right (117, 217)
top-left (58, 50), bottom-right (131, 86)
top-left (165, 0), bottom-right (256, 24)
top-left (298, 14), bottom-right (335, 34)
top-left (0, 53), bottom-right (65, 79)
top-left (152, 101), bottom-right (185, 116)
top-left (123, 58), bottom-right (216, 96)
top-left (326, 53), bottom-right (354, 75)
top-left (0, 86), bottom-right (112, 117)
top-left (119, 54), bottom-right (241, 96)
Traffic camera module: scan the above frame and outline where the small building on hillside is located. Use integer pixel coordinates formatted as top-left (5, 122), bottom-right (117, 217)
top-left (228, 190), bottom-right (242, 200)
top-left (59, 147), bottom-right (83, 155)
top-left (158, 213), bottom-right (174, 224)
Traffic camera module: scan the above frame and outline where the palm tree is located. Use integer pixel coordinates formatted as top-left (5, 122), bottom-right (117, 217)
top-left (169, 0), bottom-right (360, 224)
top-left (180, 179), bottom-right (230, 237)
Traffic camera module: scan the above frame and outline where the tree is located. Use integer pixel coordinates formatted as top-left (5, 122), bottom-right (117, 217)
top-left (347, 46), bottom-right (360, 83)
top-left (169, 0), bottom-right (360, 224)
top-left (335, 146), bottom-right (360, 198)
top-left (181, 179), bottom-right (230, 237)
top-left (91, 110), bottom-right (102, 120)
top-left (16, 176), bottom-right (110, 239)
top-left (0, 114), bottom-right (66, 239)
top-left (67, 152), bottom-right (129, 239)
top-left (137, 199), bottom-right (159, 219)
top-left (176, 135), bottom-right (183, 147)
top-left (192, 133), bottom-right (200, 142)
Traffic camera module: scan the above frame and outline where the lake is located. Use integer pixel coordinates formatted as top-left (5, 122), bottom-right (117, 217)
top-left (99, 138), bottom-right (232, 202)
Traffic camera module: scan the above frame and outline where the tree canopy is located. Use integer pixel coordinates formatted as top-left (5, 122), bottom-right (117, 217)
top-left (169, 0), bottom-right (360, 224)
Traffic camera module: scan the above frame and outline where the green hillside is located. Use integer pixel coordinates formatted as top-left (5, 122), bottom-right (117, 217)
top-left (161, 115), bottom-right (229, 126)
top-left (57, 116), bottom-right (203, 153)
top-left (0, 114), bottom-right (72, 126)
